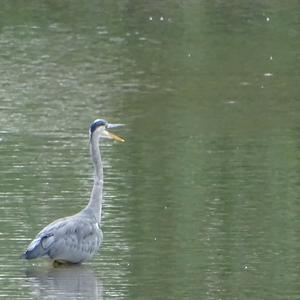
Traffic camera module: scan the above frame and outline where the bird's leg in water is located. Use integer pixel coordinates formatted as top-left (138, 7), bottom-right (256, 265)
top-left (52, 260), bottom-right (78, 267)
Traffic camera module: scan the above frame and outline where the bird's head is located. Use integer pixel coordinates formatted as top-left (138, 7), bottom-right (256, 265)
top-left (89, 119), bottom-right (125, 142)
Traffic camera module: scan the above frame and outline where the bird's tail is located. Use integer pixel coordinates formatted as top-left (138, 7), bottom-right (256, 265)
top-left (21, 233), bottom-right (54, 260)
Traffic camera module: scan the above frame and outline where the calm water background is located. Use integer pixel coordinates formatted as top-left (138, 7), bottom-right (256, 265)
top-left (0, 1), bottom-right (300, 299)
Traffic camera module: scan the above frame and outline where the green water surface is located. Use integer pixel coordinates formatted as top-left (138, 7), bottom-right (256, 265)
top-left (0, 1), bottom-right (300, 299)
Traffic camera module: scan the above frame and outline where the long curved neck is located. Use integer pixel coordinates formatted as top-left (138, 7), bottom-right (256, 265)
top-left (86, 134), bottom-right (103, 223)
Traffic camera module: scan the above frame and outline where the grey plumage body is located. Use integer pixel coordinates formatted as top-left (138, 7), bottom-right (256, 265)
top-left (21, 119), bottom-right (123, 264)
top-left (24, 211), bottom-right (102, 263)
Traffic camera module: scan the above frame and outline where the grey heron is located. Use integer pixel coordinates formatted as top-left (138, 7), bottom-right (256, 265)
top-left (21, 119), bottom-right (124, 265)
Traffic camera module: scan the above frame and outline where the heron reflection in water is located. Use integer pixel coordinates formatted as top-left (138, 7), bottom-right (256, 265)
top-left (25, 266), bottom-right (103, 300)
top-left (21, 119), bottom-right (124, 265)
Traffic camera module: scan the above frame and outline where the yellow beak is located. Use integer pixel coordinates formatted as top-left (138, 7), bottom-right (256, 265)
top-left (105, 130), bottom-right (125, 142)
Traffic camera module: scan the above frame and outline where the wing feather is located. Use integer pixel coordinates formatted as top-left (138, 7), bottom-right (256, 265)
top-left (22, 214), bottom-right (102, 263)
